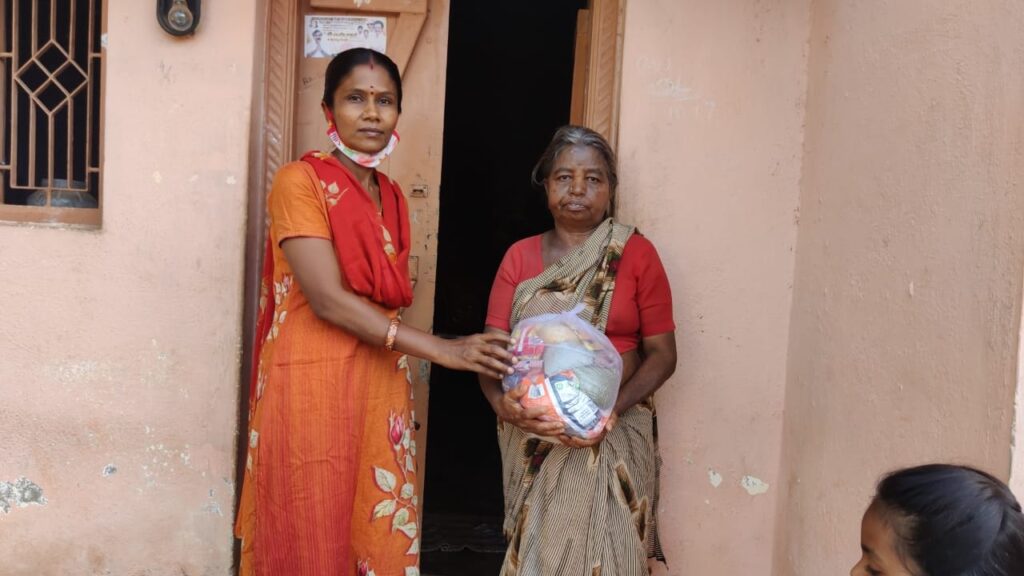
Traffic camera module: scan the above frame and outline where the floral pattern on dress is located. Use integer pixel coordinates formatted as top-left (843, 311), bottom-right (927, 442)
top-left (358, 560), bottom-right (419, 576)
top-left (257, 279), bottom-right (269, 319)
top-left (381, 226), bottom-right (397, 263)
top-left (268, 275), bottom-right (293, 340)
top-left (357, 559), bottom-right (376, 576)
top-left (397, 355), bottom-right (414, 400)
top-left (371, 409), bottom-right (420, 558)
top-left (321, 179), bottom-right (348, 208)
top-left (255, 365), bottom-right (268, 401)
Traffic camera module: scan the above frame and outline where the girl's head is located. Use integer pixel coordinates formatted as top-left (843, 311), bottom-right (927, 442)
top-left (321, 48), bottom-right (402, 155)
top-left (852, 464), bottom-right (1024, 576)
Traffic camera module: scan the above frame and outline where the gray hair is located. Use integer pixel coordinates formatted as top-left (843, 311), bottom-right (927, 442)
top-left (531, 125), bottom-right (618, 193)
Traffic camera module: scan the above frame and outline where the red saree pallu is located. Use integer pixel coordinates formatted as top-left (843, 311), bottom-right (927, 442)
top-left (237, 151), bottom-right (421, 576)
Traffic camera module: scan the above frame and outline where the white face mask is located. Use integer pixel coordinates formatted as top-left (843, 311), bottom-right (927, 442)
top-left (327, 121), bottom-right (400, 169)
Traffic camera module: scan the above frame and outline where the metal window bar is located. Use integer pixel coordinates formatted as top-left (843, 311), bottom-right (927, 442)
top-left (0, 0), bottom-right (103, 224)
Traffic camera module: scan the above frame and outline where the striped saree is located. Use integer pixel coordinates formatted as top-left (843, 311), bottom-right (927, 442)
top-left (498, 219), bottom-right (665, 576)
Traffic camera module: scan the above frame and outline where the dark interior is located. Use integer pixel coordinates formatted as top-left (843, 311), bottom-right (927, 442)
top-left (421, 0), bottom-right (587, 573)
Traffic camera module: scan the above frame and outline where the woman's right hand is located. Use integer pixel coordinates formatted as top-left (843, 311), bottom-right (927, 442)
top-left (493, 385), bottom-right (566, 437)
top-left (440, 332), bottom-right (517, 380)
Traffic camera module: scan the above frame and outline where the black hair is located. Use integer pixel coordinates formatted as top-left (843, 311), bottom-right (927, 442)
top-left (873, 464), bottom-right (1024, 576)
top-left (322, 48), bottom-right (402, 113)
top-left (531, 125), bottom-right (618, 193)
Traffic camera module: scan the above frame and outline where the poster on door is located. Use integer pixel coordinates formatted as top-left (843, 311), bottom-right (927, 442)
top-left (304, 15), bottom-right (387, 58)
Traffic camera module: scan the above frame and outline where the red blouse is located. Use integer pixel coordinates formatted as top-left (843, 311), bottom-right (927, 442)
top-left (485, 233), bottom-right (675, 354)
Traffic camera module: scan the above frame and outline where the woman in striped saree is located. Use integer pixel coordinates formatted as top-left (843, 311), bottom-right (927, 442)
top-left (481, 125), bottom-right (678, 575)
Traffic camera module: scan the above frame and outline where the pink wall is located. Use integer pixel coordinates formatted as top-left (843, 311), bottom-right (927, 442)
top-left (778, 1), bottom-right (1024, 573)
top-left (3, 1), bottom-right (1022, 574)
top-left (619, 1), bottom-right (1024, 574)
top-left (0, 1), bottom-right (256, 573)
top-left (617, 1), bottom-right (811, 573)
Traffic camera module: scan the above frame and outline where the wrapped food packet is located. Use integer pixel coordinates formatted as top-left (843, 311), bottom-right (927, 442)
top-left (503, 305), bottom-right (623, 439)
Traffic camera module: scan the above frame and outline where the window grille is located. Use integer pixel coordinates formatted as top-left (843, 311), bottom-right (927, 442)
top-left (0, 0), bottom-right (104, 225)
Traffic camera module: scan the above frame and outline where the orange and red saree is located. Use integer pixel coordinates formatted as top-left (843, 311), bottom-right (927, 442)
top-left (236, 152), bottom-right (421, 576)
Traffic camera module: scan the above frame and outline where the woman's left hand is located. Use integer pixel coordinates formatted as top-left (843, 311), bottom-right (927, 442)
top-left (557, 411), bottom-right (618, 448)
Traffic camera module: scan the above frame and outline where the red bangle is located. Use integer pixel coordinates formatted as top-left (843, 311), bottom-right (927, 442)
top-left (384, 317), bottom-right (401, 352)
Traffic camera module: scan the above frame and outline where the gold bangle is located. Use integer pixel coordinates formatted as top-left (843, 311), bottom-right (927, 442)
top-left (384, 317), bottom-right (401, 352)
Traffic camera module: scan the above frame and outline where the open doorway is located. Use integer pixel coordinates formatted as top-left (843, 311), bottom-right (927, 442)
top-left (421, 0), bottom-right (588, 573)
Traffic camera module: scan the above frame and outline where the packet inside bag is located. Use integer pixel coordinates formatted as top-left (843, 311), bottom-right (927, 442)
top-left (502, 305), bottom-right (623, 439)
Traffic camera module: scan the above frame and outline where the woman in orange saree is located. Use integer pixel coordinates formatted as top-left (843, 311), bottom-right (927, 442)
top-left (235, 49), bottom-right (513, 576)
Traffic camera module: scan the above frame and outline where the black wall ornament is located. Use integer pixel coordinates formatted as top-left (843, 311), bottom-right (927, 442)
top-left (157, 0), bottom-right (201, 37)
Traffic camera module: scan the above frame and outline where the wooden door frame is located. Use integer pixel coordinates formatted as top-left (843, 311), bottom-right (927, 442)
top-left (238, 0), bottom-right (436, 503)
top-left (238, 0), bottom-right (297, 489)
top-left (240, 0), bottom-right (431, 428)
top-left (243, 0), bottom-right (626, 304)
top-left (571, 0), bottom-right (628, 149)
top-left (238, 0), bottom-right (628, 508)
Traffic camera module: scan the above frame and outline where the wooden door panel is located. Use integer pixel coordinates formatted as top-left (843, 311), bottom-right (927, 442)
top-left (570, 9), bottom-right (592, 127)
top-left (248, 0), bottom-right (448, 497)
top-left (569, 0), bottom-right (626, 147)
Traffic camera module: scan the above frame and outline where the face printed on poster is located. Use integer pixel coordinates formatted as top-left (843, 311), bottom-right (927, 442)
top-left (304, 15), bottom-right (387, 58)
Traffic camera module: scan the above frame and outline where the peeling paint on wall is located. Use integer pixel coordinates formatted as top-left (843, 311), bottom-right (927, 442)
top-left (102, 464), bottom-right (118, 477)
top-left (741, 475), bottom-right (770, 496)
top-left (141, 443), bottom-right (194, 488)
top-left (44, 343), bottom-right (173, 393)
top-left (0, 477), bottom-right (47, 513)
top-left (708, 469), bottom-right (723, 488)
top-left (202, 490), bottom-right (224, 517)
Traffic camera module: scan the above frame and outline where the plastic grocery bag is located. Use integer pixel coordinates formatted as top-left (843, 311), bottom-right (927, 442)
top-left (502, 304), bottom-right (623, 439)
